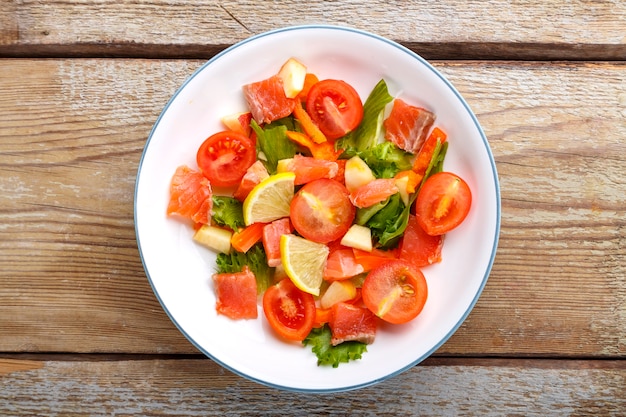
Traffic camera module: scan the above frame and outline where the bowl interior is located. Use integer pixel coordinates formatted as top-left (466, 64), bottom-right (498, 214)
top-left (135, 25), bottom-right (500, 392)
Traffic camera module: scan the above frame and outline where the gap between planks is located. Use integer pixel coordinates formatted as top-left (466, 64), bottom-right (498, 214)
top-left (0, 353), bottom-right (624, 370)
top-left (1, 42), bottom-right (625, 61)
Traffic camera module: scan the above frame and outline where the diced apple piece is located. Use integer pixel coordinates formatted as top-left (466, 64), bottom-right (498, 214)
top-left (320, 280), bottom-right (358, 310)
top-left (221, 111), bottom-right (253, 136)
top-left (273, 263), bottom-right (289, 284)
top-left (276, 158), bottom-right (293, 173)
top-left (344, 155), bottom-right (376, 193)
top-left (394, 175), bottom-right (410, 206)
top-left (340, 224), bottom-right (373, 252)
top-left (193, 224), bottom-right (233, 254)
top-left (277, 58), bottom-right (307, 99)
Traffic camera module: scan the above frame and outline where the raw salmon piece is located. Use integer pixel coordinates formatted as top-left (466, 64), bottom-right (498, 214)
top-left (349, 178), bottom-right (398, 208)
top-left (329, 302), bottom-right (377, 345)
top-left (243, 75), bottom-right (297, 124)
top-left (167, 165), bottom-right (212, 224)
top-left (279, 154), bottom-right (339, 185)
top-left (213, 266), bottom-right (258, 319)
top-left (399, 214), bottom-right (444, 267)
top-left (323, 248), bottom-right (365, 281)
top-left (383, 98), bottom-right (435, 153)
top-left (233, 160), bottom-right (269, 202)
top-left (262, 218), bottom-right (294, 267)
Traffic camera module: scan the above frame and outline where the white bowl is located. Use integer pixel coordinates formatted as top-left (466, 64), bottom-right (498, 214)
top-left (135, 25), bottom-right (500, 392)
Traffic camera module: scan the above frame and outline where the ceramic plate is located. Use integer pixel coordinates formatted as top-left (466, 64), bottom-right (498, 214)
top-left (135, 25), bottom-right (500, 392)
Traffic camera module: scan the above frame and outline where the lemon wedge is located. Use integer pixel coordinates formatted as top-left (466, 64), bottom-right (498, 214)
top-left (243, 172), bottom-right (295, 225)
top-left (280, 234), bottom-right (329, 296)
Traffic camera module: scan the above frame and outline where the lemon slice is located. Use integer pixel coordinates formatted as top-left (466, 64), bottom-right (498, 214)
top-left (280, 234), bottom-right (329, 296)
top-left (243, 172), bottom-right (295, 225)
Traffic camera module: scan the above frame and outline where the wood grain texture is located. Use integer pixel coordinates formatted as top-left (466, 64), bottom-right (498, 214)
top-left (1, 59), bottom-right (624, 356)
top-left (0, 357), bottom-right (623, 416)
top-left (435, 61), bottom-right (626, 357)
top-left (1, 0), bottom-right (625, 59)
top-left (0, 59), bottom-right (201, 353)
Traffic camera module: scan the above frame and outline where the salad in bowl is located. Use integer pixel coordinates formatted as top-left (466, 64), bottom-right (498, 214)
top-left (135, 25), bottom-right (500, 392)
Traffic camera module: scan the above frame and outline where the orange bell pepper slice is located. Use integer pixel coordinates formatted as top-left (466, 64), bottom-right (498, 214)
top-left (230, 222), bottom-right (265, 253)
top-left (286, 131), bottom-right (343, 162)
top-left (412, 127), bottom-right (447, 178)
top-left (292, 100), bottom-right (327, 144)
top-left (297, 73), bottom-right (319, 102)
top-left (394, 170), bottom-right (421, 194)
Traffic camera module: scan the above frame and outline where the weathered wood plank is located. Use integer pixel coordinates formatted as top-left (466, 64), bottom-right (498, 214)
top-left (0, 357), bottom-right (624, 415)
top-left (435, 61), bottom-right (626, 357)
top-left (0, 59), bottom-right (624, 356)
top-left (1, 0), bottom-right (625, 60)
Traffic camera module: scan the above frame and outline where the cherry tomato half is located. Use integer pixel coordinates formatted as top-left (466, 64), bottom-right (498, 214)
top-left (262, 278), bottom-right (316, 342)
top-left (362, 260), bottom-right (428, 324)
top-left (290, 178), bottom-right (355, 244)
top-left (196, 130), bottom-right (256, 188)
top-left (415, 172), bottom-right (472, 236)
top-left (306, 79), bottom-right (364, 140)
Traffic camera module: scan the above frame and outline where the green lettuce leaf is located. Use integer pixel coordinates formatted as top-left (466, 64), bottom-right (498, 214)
top-left (215, 244), bottom-right (272, 294)
top-left (338, 79), bottom-right (393, 152)
top-left (365, 193), bottom-right (412, 249)
top-left (429, 141), bottom-right (449, 176)
top-left (251, 119), bottom-right (297, 174)
top-left (358, 141), bottom-right (413, 178)
top-left (211, 196), bottom-right (245, 231)
top-left (355, 198), bottom-right (389, 226)
top-left (303, 324), bottom-right (368, 368)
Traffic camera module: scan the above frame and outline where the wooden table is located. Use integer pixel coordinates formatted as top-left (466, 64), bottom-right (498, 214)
top-left (1, 1), bottom-right (625, 415)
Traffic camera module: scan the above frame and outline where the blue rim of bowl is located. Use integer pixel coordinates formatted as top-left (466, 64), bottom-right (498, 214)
top-left (134, 24), bottom-right (501, 393)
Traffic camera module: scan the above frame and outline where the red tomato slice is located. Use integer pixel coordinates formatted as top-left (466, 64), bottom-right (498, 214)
top-left (329, 302), bottom-right (377, 345)
top-left (243, 74), bottom-right (296, 124)
top-left (306, 79), bottom-right (364, 140)
top-left (167, 165), bottom-right (212, 224)
top-left (323, 248), bottom-right (365, 281)
top-left (290, 179), bottom-right (355, 244)
top-left (262, 278), bottom-right (316, 341)
top-left (383, 98), bottom-right (435, 153)
top-left (415, 172), bottom-right (472, 236)
top-left (362, 260), bottom-right (428, 324)
top-left (233, 160), bottom-right (269, 202)
top-left (213, 266), bottom-right (258, 320)
top-left (399, 214), bottom-right (444, 267)
top-left (280, 154), bottom-right (339, 185)
top-left (349, 178), bottom-right (399, 208)
top-left (262, 218), bottom-right (294, 267)
top-left (196, 130), bottom-right (256, 188)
